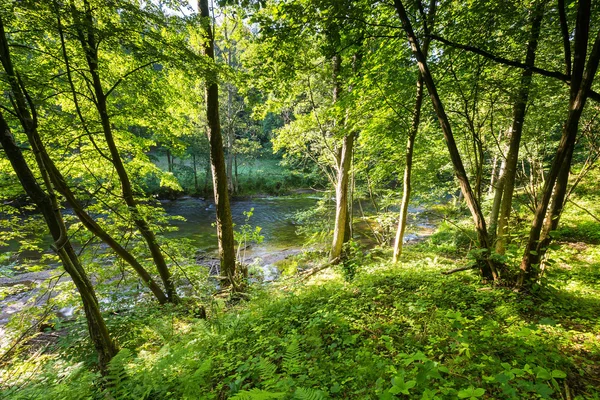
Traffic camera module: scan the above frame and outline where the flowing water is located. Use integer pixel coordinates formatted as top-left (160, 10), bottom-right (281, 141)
top-left (160, 195), bottom-right (318, 253)
top-left (0, 194), bottom-right (434, 337)
top-left (0, 195), bottom-right (319, 334)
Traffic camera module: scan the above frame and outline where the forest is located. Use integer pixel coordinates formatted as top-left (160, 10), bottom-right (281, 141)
top-left (0, 0), bottom-right (599, 398)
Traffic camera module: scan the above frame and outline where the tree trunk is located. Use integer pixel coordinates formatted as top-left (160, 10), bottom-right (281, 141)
top-left (0, 112), bottom-right (117, 371)
top-left (488, 155), bottom-right (498, 195)
top-left (394, 0), bottom-right (497, 280)
top-left (193, 152), bottom-right (199, 193)
top-left (392, 0), bottom-right (435, 262)
top-left (199, 0), bottom-right (237, 286)
top-left (204, 158), bottom-right (211, 194)
top-left (70, 0), bottom-right (177, 301)
top-left (495, 2), bottom-right (545, 254)
top-left (330, 51), bottom-right (356, 261)
top-left (166, 149), bottom-right (172, 172)
top-left (331, 132), bottom-right (355, 261)
top-left (488, 154), bottom-right (507, 237)
top-left (393, 76), bottom-right (424, 262)
top-left (538, 145), bottom-right (574, 250)
top-left (520, 3), bottom-right (600, 285)
top-left (234, 153), bottom-right (239, 194)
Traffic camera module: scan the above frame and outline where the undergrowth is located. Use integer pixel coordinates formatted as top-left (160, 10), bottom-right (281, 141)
top-left (1, 240), bottom-right (598, 399)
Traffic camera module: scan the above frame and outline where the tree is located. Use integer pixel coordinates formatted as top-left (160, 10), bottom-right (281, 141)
top-left (199, 0), bottom-right (237, 287)
top-left (393, 0), bottom-right (436, 262)
top-left (393, 0), bottom-right (499, 281)
top-left (0, 9), bottom-right (169, 304)
top-left (493, 1), bottom-right (545, 254)
top-left (519, 0), bottom-right (600, 286)
top-left (63, 0), bottom-right (178, 300)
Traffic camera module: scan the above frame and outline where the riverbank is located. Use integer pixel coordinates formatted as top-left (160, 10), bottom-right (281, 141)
top-left (0, 194), bottom-right (435, 339)
top-left (2, 234), bottom-right (599, 399)
top-left (2, 189), bottom-right (599, 398)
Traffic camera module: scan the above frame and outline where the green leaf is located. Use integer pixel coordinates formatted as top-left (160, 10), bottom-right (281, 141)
top-left (390, 375), bottom-right (416, 395)
top-left (551, 370), bottom-right (567, 379)
top-left (536, 368), bottom-right (552, 380)
top-left (458, 387), bottom-right (485, 399)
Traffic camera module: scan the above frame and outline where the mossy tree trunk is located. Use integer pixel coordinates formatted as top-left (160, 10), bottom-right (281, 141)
top-left (199, 0), bottom-right (237, 286)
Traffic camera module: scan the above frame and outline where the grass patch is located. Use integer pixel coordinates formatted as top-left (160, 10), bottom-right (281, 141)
top-left (2, 243), bottom-right (598, 399)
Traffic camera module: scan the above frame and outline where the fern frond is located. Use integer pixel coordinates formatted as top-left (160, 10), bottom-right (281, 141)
top-left (181, 358), bottom-right (212, 398)
top-left (106, 348), bottom-right (132, 399)
top-left (282, 340), bottom-right (302, 376)
top-left (293, 387), bottom-right (326, 400)
top-left (229, 388), bottom-right (286, 400)
top-left (257, 358), bottom-right (279, 388)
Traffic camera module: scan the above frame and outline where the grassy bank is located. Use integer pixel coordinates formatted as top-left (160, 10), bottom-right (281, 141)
top-left (2, 172), bottom-right (600, 399)
top-left (148, 153), bottom-right (321, 197)
top-left (2, 236), bottom-right (598, 399)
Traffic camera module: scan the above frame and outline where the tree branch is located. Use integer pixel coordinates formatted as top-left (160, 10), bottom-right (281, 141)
top-left (104, 61), bottom-right (156, 98)
top-left (427, 33), bottom-right (600, 103)
top-left (557, 0), bottom-right (572, 76)
top-left (442, 265), bottom-right (477, 275)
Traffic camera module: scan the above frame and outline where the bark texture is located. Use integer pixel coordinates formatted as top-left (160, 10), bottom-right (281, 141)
top-left (199, 0), bottom-right (237, 284)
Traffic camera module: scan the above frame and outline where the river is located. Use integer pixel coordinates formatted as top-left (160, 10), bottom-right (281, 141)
top-left (0, 195), bottom-right (319, 336)
top-left (160, 195), bottom-right (318, 252)
top-left (0, 194), bottom-right (434, 342)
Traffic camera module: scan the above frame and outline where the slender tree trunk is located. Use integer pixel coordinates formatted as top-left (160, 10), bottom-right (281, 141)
top-left (495, 2), bottom-right (545, 254)
top-left (346, 150), bottom-right (354, 242)
top-left (330, 52), bottom-right (356, 261)
top-left (489, 154), bottom-right (507, 236)
top-left (0, 112), bottom-right (117, 371)
top-left (204, 159), bottom-right (211, 194)
top-left (394, 0), bottom-right (497, 280)
top-left (234, 153), bottom-right (239, 193)
top-left (343, 144), bottom-right (353, 244)
top-left (70, 0), bottom-right (177, 301)
top-left (488, 155), bottom-right (498, 195)
top-left (539, 145), bottom-right (573, 247)
top-left (199, 0), bottom-right (237, 286)
top-left (193, 153), bottom-right (199, 193)
top-left (331, 132), bottom-right (355, 261)
top-left (393, 76), bottom-right (424, 262)
top-left (166, 149), bottom-right (172, 172)
top-left (393, 0), bottom-right (435, 262)
top-left (520, 4), bottom-right (600, 285)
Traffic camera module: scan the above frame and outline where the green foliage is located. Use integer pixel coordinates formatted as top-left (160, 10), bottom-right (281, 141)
top-left (6, 240), bottom-right (599, 399)
top-left (2, 0), bottom-right (600, 399)
top-left (231, 389), bottom-right (286, 399)
top-left (105, 349), bottom-right (133, 399)
top-left (339, 241), bottom-right (369, 282)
